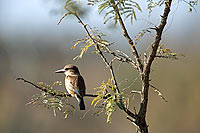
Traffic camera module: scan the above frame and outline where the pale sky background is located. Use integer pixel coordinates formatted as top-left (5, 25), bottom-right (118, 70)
top-left (0, 0), bottom-right (199, 48)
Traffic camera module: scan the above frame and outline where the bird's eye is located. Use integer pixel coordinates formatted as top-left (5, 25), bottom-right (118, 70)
top-left (65, 68), bottom-right (69, 70)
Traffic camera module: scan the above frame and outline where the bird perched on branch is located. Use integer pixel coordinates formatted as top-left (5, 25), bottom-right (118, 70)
top-left (55, 64), bottom-right (86, 110)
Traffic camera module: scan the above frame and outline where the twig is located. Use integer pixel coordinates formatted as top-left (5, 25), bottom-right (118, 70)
top-left (57, 13), bottom-right (68, 25)
top-left (17, 78), bottom-right (52, 94)
top-left (150, 84), bottom-right (168, 102)
top-left (103, 47), bottom-right (138, 69)
top-left (156, 55), bottom-right (178, 59)
top-left (182, 0), bottom-right (197, 12)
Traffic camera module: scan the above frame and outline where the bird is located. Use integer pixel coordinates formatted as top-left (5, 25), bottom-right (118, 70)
top-left (55, 64), bottom-right (86, 110)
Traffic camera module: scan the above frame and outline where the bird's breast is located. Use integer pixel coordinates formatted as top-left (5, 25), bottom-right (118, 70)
top-left (65, 76), bottom-right (76, 97)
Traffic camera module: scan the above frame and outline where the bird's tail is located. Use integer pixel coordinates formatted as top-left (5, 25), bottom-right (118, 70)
top-left (79, 97), bottom-right (85, 110)
top-left (75, 95), bottom-right (85, 110)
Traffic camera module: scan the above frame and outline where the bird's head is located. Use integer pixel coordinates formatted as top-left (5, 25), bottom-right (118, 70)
top-left (55, 64), bottom-right (80, 76)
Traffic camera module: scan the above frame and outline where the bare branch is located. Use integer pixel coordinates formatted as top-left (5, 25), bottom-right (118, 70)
top-left (57, 13), bottom-right (68, 25)
top-left (150, 84), bottom-right (168, 102)
top-left (16, 77), bottom-right (57, 94)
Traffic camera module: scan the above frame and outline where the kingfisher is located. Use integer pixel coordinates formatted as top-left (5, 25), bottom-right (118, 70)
top-left (55, 64), bottom-right (86, 110)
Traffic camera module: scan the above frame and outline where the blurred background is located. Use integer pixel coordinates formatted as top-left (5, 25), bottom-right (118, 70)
top-left (0, 0), bottom-right (200, 133)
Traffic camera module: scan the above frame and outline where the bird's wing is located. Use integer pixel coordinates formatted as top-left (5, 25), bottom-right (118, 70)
top-left (74, 75), bottom-right (86, 97)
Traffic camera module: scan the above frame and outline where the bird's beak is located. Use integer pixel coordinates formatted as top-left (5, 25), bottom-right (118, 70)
top-left (55, 68), bottom-right (65, 73)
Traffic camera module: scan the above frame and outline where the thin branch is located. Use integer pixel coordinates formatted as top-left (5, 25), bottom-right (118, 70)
top-left (104, 48), bottom-right (138, 69)
top-left (156, 55), bottom-right (178, 59)
top-left (110, 0), bottom-right (144, 73)
top-left (84, 94), bottom-right (99, 98)
top-left (57, 13), bottom-right (68, 25)
top-left (150, 84), bottom-right (168, 102)
top-left (16, 77), bottom-right (102, 98)
top-left (116, 50), bottom-right (138, 69)
top-left (127, 116), bottom-right (135, 123)
top-left (16, 77), bottom-right (51, 93)
top-left (182, 0), bottom-right (197, 12)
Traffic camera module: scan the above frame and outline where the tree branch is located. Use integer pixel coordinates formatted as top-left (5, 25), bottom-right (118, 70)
top-left (135, 0), bottom-right (173, 132)
top-left (110, 0), bottom-right (144, 73)
top-left (16, 77), bottom-right (100, 98)
top-left (104, 47), bottom-right (138, 69)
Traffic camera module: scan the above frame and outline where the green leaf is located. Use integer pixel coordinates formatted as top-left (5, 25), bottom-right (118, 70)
top-left (132, 8), bottom-right (137, 21)
top-left (104, 16), bottom-right (115, 24)
top-left (92, 96), bottom-right (101, 105)
top-left (99, 1), bottom-right (110, 14)
top-left (94, 99), bottom-right (102, 108)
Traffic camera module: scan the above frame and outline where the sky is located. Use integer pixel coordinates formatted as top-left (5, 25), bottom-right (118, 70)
top-left (0, 0), bottom-right (199, 43)
top-left (0, 0), bottom-right (199, 58)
